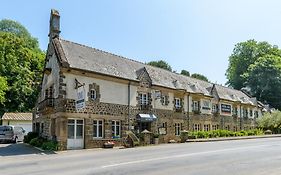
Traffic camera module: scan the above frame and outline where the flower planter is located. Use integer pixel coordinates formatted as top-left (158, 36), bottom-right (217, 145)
top-left (103, 142), bottom-right (115, 148)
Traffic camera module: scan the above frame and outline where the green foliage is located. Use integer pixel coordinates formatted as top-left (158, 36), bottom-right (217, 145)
top-left (147, 60), bottom-right (172, 71)
top-left (180, 70), bottom-right (190, 76)
top-left (0, 19), bottom-right (45, 115)
top-left (246, 55), bottom-right (281, 109)
top-left (41, 140), bottom-right (58, 151)
top-left (23, 132), bottom-right (39, 143)
top-left (189, 129), bottom-right (264, 139)
top-left (0, 19), bottom-right (39, 48)
top-left (257, 111), bottom-right (281, 133)
top-left (0, 76), bottom-right (8, 104)
top-left (226, 40), bottom-right (281, 109)
top-left (30, 137), bottom-right (45, 147)
top-left (226, 40), bottom-right (281, 89)
top-left (29, 136), bottom-right (58, 151)
top-left (191, 73), bottom-right (209, 82)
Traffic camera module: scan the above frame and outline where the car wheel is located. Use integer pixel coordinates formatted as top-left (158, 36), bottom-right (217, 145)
top-left (12, 137), bottom-right (17, 144)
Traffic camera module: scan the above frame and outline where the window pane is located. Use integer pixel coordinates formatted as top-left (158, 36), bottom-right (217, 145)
top-left (98, 124), bottom-right (103, 137)
top-left (68, 119), bottom-right (75, 124)
top-left (93, 124), bottom-right (97, 137)
top-left (76, 124), bottom-right (83, 139)
top-left (68, 125), bottom-right (75, 139)
top-left (99, 120), bottom-right (102, 125)
top-left (116, 125), bottom-right (120, 136)
top-left (77, 120), bottom-right (83, 125)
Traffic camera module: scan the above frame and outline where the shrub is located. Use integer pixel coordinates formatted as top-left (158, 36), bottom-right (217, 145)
top-left (29, 137), bottom-right (45, 147)
top-left (23, 132), bottom-right (38, 143)
top-left (41, 141), bottom-right (58, 151)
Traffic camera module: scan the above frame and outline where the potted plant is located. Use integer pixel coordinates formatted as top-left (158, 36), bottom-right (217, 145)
top-left (103, 141), bottom-right (115, 148)
top-left (153, 133), bottom-right (159, 144)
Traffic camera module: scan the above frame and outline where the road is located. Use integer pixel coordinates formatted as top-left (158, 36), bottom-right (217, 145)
top-left (0, 137), bottom-right (281, 175)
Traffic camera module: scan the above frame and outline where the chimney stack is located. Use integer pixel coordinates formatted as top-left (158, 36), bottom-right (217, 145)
top-left (49, 9), bottom-right (60, 42)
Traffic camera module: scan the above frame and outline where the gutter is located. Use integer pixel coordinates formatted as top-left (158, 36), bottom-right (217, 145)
top-left (128, 81), bottom-right (131, 131)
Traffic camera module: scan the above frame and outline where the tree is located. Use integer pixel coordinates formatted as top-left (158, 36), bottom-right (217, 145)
top-left (191, 73), bottom-right (209, 82)
top-left (147, 60), bottom-right (172, 71)
top-left (0, 76), bottom-right (8, 104)
top-left (257, 111), bottom-right (281, 133)
top-left (245, 55), bottom-right (281, 109)
top-left (226, 40), bottom-right (281, 89)
top-left (0, 20), bottom-right (45, 116)
top-left (0, 19), bottom-right (39, 48)
top-left (180, 70), bottom-right (190, 76)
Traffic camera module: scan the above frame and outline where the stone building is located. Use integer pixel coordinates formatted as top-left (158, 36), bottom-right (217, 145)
top-left (33, 10), bottom-right (263, 150)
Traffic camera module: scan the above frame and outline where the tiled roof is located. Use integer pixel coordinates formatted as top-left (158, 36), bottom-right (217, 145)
top-left (58, 38), bottom-right (213, 96)
top-left (53, 38), bottom-right (256, 104)
top-left (214, 85), bottom-right (254, 105)
top-left (1, 113), bottom-right (32, 121)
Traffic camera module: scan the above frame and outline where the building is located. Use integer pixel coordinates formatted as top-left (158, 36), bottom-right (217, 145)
top-left (33, 10), bottom-right (263, 150)
top-left (1, 113), bottom-right (32, 133)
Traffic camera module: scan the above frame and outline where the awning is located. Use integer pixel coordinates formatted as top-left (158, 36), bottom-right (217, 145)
top-left (137, 114), bottom-right (157, 122)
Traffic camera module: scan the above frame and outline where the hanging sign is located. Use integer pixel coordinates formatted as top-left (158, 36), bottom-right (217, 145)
top-left (76, 85), bottom-right (85, 111)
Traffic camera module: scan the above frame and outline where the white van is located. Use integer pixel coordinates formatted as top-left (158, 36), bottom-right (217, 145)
top-left (0, 125), bottom-right (26, 143)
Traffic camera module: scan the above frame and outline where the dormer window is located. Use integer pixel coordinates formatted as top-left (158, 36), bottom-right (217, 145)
top-left (90, 89), bottom-right (96, 100)
top-left (140, 93), bottom-right (148, 105)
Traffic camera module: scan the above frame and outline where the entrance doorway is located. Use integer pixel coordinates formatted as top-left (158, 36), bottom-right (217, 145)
top-left (138, 122), bottom-right (151, 132)
top-left (67, 119), bottom-right (84, 149)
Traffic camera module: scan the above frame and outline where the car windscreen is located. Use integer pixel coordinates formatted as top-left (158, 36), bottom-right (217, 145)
top-left (0, 126), bottom-right (13, 131)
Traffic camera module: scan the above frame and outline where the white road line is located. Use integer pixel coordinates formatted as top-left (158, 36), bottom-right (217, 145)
top-left (101, 144), bottom-right (272, 168)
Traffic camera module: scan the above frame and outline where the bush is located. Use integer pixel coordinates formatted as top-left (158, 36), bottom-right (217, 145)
top-left (23, 132), bottom-right (38, 143)
top-left (29, 137), bottom-right (45, 147)
top-left (41, 141), bottom-right (58, 151)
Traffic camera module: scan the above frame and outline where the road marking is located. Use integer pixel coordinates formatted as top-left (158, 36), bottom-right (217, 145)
top-left (101, 144), bottom-right (272, 168)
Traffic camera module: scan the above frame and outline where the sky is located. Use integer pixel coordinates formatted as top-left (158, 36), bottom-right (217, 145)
top-left (1, 0), bottom-right (281, 85)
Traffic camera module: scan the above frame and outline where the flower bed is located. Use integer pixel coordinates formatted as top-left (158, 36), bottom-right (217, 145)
top-left (188, 129), bottom-right (264, 139)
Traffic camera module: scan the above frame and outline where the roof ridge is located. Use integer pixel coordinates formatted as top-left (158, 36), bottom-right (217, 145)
top-left (59, 38), bottom-right (146, 65)
top-left (59, 38), bottom-right (212, 86)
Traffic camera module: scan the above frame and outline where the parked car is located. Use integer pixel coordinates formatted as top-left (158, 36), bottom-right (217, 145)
top-left (0, 125), bottom-right (26, 143)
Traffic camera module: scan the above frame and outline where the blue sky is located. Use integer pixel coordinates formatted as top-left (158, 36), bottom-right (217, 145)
top-left (1, 0), bottom-right (281, 85)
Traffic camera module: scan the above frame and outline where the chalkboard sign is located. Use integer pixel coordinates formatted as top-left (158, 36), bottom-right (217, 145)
top-left (221, 104), bottom-right (231, 113)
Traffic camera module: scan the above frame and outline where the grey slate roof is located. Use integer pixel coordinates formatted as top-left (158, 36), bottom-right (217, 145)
top-left (214, 85), bottom-right (254, 105)
top-left (55, 38), bottom-right (255, 104)
top-left (58, 39), bottom-right (213, 96)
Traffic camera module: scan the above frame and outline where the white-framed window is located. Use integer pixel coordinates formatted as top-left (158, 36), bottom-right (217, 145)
top-left (93, 119), bottom-right (103, 138)
top-left (140, 93), bottom-right (148, 105)
top-left (175, 123), bottom-right (181, 136)
top-left (112, 120), bottom-right (121, 138)
top-left (212, 124), bottom-right (219, 130)
top-left (192, 101), bottom-right (199, 111)
top-left (193, 124), bottom-right (200, 131)
top-left (90, 89), bottom-right (96, 100)
top-left (204, 124), bottom-right (210, 131)
top-left (175, 98), bottom-right (181, 109)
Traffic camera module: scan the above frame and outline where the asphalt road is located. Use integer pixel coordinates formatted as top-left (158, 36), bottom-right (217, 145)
top-left (0, 138), bottom-right (281, 175)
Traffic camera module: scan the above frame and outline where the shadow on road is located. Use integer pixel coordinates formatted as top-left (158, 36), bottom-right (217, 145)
top-left (0, 143), bottom-right (56, 156)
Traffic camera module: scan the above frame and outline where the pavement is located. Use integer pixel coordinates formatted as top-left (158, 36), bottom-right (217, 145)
top-left (0, 137), bottom-right (281, 175)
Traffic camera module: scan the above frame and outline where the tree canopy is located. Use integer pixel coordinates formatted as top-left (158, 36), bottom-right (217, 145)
top-left (0, 76), bottom-right (8, 104)
top-left (257, 111), bottom-right (281, 133)
top-left (191, 73), bottom-right (209, 82)
top-left (147, 60), bottom-right (172, 71)
top-left (180, 70), bottom-right (190, 76)
top-left (226, 39), bottom-right (281, 109)
top-left (0, 19), bottom-right (45, 115)
top-left (226, 40), bottom-right (281, 89)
